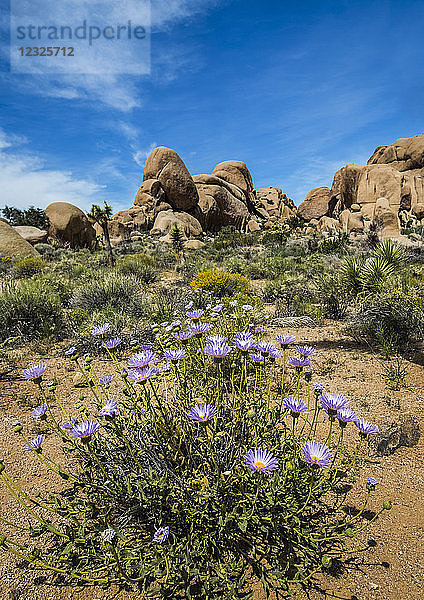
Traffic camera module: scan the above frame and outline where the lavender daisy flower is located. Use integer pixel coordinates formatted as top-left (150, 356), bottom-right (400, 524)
top-left (128, 351), bottom-right (156, 369)
top-left (229, 300), bottom-right (237, 307)
top-left (103, 338), bottom-right (121, 350)
top-left (163, 349), bottom-right (187, 362)
top-left (206, 334), bottom-right (227, 345)
top-left (242, 304), bottom-right (254, 311)
top-left (244, 449), bottom-right (279, 474)
top-left (274, 334), bottom-right (296, 346)
top-left (99, 375), bottom-right (112, 386)
top-left (250, 353), bottom-right (265, 364)
top-left (173, 331), bottom-right (194, 343)
top-left (22, 363), bottom-right (47, 382)
top-left (64, 346), bottom-right (77, 356)
top-left (92, 323), bottom-right (110, 337)
top-left (254, 326), bottom-right (267, 334)
top-left (268, 347), bottom-right (283, 361)
top-left (288, 357), bottom-right (311, 369)
top-left (255, 341), bottom-right (277, 356)
top-left (336, 408), bottom-right (357, 427)
top-left (234, 336), bottom-right (256, 352)
top-left (295, 345), bottom-right (316, 357)
top-left (61, 417), bottom-right (77, 430)
top-left (99, 399), bottom-right (118, 417)
top-left (302, 441), bottom-right (333, 468)
top-left (313, 383), bottom-right (325, 394)
top-left (367, 477), bottom-right (378, 489)
top-left (186, 309), bottom-right (204, 320)
top-left (320, 392), bottom-right (349, 416)
top-left (354, 418), bottom-right (379, 437)
top-left (203, 340), bottom-right (231, 360)
top-left (188, 403), bottom-right (217, 423)
top-left (160, 322), bottom-right (169, 327)
top-left (70, 420), bottom-right (101, 440)
top-left (153, 526), bottom-right (169, 543)
top-left (31, 403), bottom-right (48, 420)
top-left (212, 304), bottom-right (223, 312)
top-left (283, 397), bottom-right (308, 418)
top-left (190, 323), bottom-right (212, 336)
top-left (140, 344), bottom-right (153, 351)
top-left (24, 435), bottom-right (45, 453)
top-left (128, 366), bottom-right (160, 384)
top-left (185, 301), bottom-right (194, 309)
top-left (161, 363), bottom-right (172, 373)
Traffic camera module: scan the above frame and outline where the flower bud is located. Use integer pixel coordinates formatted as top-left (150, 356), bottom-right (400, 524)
top-left (383, 500), bottom-right (392, 510)
top-left (0, 460), bottom-right (5, 474)
top-left (286, 460), bottom-right (296, 471)
top-left (321, 555), bottom-right (332, 568)
top-left (12, 421), bottom-right (23, 434)
top-left (344, 527), bottom-right (356, 538)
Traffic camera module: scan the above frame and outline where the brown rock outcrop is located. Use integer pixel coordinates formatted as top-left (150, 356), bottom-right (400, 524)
top-left (0, 220), bottom-right (40, 257)
top-left (297, 187), bottom-right (331, 221)
top-left (45, 202), bottom-right (96, 248)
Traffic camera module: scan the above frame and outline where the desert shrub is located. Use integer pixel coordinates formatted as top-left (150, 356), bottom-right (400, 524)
top-left (33, 243), bottom-right (56, 258)
top-left (70, 273), bottom-right (148, 319)
top-left (116, 254), bottom-right (159, 283)
top-left (211, 226), bottom-right (259, 250)
top-left (314, 273), bottom-right (350, 320)
top-left (0, 279), bottom-right (64, 341)
top-left (346, 289), bottom-right (424, 353)
top-left (12, 256), bottom-right (45, 278)
top-left (3, 307), bottom-right (391, 598)
top-left (190, 269), bottom-right (250, 297)
top-left (318, 233), bottom-right (349, 255)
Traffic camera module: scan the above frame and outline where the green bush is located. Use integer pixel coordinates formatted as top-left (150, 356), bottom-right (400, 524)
top-left (0, 279), bottom-right (64, 341)
top-left (116, 254), bottom-right (159, 283)
top-left (13, 256), bottom-right (45, 278)
top-left (190, 269), bottom-right (250, 297)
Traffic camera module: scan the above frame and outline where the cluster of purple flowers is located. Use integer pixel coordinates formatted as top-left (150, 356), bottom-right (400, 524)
top-left (203, 335), bottom-right (231, 359)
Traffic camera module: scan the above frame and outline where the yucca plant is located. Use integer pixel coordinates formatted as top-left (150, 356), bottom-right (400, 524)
top-left (371, 239), bottom-right (406, 268)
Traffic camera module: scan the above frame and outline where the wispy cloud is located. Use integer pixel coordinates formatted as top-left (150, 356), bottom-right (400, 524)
top-left (0, 129), bottom-right (104, 211)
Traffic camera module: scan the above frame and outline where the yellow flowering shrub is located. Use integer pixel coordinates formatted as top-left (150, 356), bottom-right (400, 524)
top-left (190, 269), bottom-right (249, 297)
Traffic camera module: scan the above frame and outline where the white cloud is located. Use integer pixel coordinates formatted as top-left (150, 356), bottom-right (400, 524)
top-left (0, 129), bottom-right (104, 211)
top-left (132, 142), bottom-right (157, 166)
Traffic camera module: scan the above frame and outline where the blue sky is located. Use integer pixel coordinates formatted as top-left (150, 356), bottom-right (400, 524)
top-left (0, 0), bottom-right (423, 212)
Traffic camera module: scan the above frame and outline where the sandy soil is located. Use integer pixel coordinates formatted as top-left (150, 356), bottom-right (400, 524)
top-left (0, 322), bottom-right (423, 600)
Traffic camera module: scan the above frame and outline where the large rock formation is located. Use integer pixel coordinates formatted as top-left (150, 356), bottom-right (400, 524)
top-left (45, 202), bottom-right (96, 248)
top-left (297, 187), bottom-right (332, 221)
top-left (303, 133), bottom-right (424, 239)
top-left (0, 220), bottom-right (40, 257)
top-left (13, 226), bottom-right (48, 244)
top-left (112, 148), bottom-right (296, 241)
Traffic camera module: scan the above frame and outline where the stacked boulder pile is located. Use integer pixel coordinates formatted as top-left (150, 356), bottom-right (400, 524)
top-left (297, 133), bottom-right (424, 239)
top-left (108, 147), bottom-right (296, 244)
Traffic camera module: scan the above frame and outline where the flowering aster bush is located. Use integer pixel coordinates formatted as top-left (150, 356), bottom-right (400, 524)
top-left (0, 303), bottom-right (391, 599)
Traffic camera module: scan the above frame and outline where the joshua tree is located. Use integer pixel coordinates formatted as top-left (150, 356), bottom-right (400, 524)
top-left (89, 202), bottom-right (115, 266)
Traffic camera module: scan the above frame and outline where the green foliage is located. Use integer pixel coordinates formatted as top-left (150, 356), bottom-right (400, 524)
top-left (0, 279), bottom-right (64, 341)
top-left (116, 254), bottom-right (159, 283)
top-left (1, 205), bottom-right (50, 230)
top-left (33, 243), bottom-right (56, 258)
top-left (13, 256), bottom-right (45, 278)
top-left (190, 269), bottom-right (250, 297)
top-left (169, 223), bottom-right (185, 257)
top-left (381, 356), bottom-right (407, 391)
top-left (1, 306), bottom-right (387, 598)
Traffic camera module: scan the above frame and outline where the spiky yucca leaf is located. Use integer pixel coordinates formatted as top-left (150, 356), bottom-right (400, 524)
top-left (360, 256), bottom-right (396, 291)
top-left (339, 256), bottom-right (364, 294)
top-left (372, 239), bottom-right (406, 267)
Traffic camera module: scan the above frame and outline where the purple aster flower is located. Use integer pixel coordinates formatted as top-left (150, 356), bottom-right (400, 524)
top-left (268, 347), bottom-right (283, 360)
top-left (128, 351), bottom-right (156, 369)
top-left (288, 357), bottom-right (311, 369)
top-left (302, 441), bottom-right (333, 468)
top-left (212, 304), bottom-right (223, 312)
top-left (92, 323), bottom-right (110, 337)
top-left (99, 399), bottom-right (118, 417)
top-left (61, 416), bottom-right (77, 431)
top-left (22, 363), bottom-right (47, 382)
top-left (242, 304), bottom-right (254, 311)
top-left (190, 323), bottom-right (212, 336)
top-left (161, 363), bottom-right (172, 373)
top-left (173, 331), bottom-right (194, 343)
top-left (70, 420), bottom-right (101, 440)
top-left (24, 435), bottom-right (45, 453)
top-left (140, 344), bottom-right (153, 351)
top-left (103, 338), bottom-right (121, 350)
top-left (255, 341), bottom-right (277, 356)
top-left (250, 353), bottom-right (265, 364)
top-left (188, 403), bottom-right (217, 423)
top-left (354, 418), bottom-right (379, 437)
top-left (99, 375), bottom-right (112, 386)
top-left (128, 366), bottom-right (160, 384)
top-left (185, 301), bottom-right (194, 309)
top-left (153, 526), bottom-right (169, 543)
top-left (203, 340), bottom-right (231, 359)
top-left (313, 383), bottom-right (325, 393)
top-left (234, 336), bottom-right (255, 352)
top-left (170, 320), bottom-right (181, 328)
top-left (163, 349), bottom-right (187, 362)
top-left (295, 345), bottom-right (316, 357)
top-left (254, 326), bottom-right (267, 334)
top-left (320, 393), bottom-right (349, 415)
top-left (229, 300), bottom-right (237, 307)
top-left (274, 334), bottom-right (296, 346)
top-left (336, 408), bottom-right (357, 426)
top-left (235, 331), bottom-right (254, 340)
top-left (160, 322), bottom-right (169, 327)
top-left (244, 449), bottom-right (279, 474)
top-left (186, 309), bottom-right (204, 320)
top-left (367, 477), bottom-right (378, 489)
top-left (283, 397), bottom-right (308, 417)
top-left (206, 334), bottom-right (227, 345)
top-left (31, 403), bottom-right (48, 420)
top-left (64, 346), bottom-right (77, 356)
